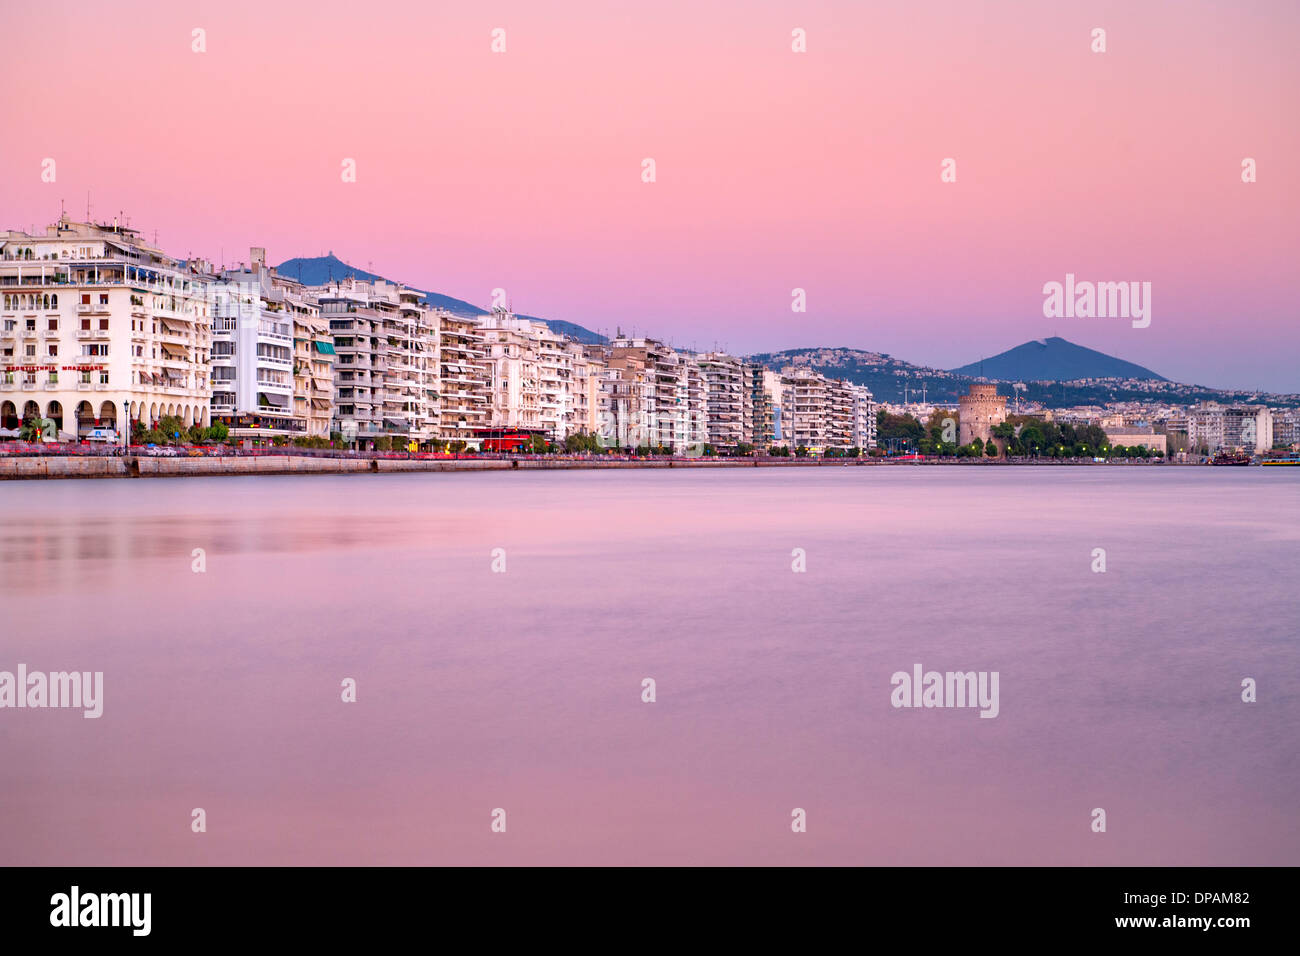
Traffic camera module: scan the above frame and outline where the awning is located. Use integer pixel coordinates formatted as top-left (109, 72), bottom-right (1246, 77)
top-left (383, 418), bottom-right (406, 430)
top-left (314, 341), bottom-right (336, 355)
top-left (310, 398), bottom-right (330, 410)
top-left (259, 392), bottom-right (289, 408)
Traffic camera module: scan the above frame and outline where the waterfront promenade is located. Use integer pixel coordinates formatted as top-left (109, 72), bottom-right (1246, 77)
top-left (0, 445), bottom-right (1182, 480)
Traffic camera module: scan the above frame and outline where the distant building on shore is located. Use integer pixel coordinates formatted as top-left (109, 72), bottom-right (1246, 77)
top-left (1103, 428), bottom-right (1167, 455)
top-left (1185, 401), bottom-right (1273, 455)
top-left (958, 383), bottom-right (1006, 446)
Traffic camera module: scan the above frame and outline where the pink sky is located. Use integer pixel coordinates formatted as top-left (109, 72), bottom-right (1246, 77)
top-left (2, 0), bottom-right (1296, 390)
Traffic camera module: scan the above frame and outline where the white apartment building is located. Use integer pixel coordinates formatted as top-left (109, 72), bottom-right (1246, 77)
top-left (699, 352), bottom-right (746, 449)
top-left (383, 288), bottom-right (440, 443)
top-left (482, 312), bottom-right (544, 433)
top-left (751, 366), bottom-right (784, 447)
top-left (0, 216), bottom-right (212, 444)
top-left (277, 271), bottom-right (335, 439)
top-left (608, 336), bottom-right (707, 453)
top-left (210, 250), bottom-right (297, 436)
top-left (482, 311), bottom-right (608, 443)
top-left (314, 277), bottom-right (440, 445)
top-left (437, 312), bottom-right (488, 444)
top-left (568, 341), bottom-right (606, 438)
top-left (782, 367), bottom-right (830, 449)
top-left (850, 381), bottom-right (877, 449)
top-left (1186, 401), bottom-right (1274, 454)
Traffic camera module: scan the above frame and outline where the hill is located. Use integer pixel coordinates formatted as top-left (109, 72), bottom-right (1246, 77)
top-left (746, 345), bottom-right (1296, 408)
top-left (949, 336), bottom-right (1166, 382)
top-left (274, 254), bottom-right (608, 344)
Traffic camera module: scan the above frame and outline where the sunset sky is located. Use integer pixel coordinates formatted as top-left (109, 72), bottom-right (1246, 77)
top-left (2, 0), bottom-right (1296, 390)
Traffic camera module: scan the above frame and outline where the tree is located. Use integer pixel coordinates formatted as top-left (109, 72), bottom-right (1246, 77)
top-left (1019, 425), bottom-right (1044, 457)
top-left (18, 412), bottom-right (44, 442)
top-left (986, 439), bottom-right (999, 458)
top-left (876, 409), bottom-right (925, 446)
top-left (564, 431), bottom-right (600, 453)
top-left (157, 415), bottom-right (185, 444)
top-left (207, 421), bottom-right (230, 442)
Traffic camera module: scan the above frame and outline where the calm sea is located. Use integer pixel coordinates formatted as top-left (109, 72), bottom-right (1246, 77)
top-left (1, 467), bottom-right (1296, 865)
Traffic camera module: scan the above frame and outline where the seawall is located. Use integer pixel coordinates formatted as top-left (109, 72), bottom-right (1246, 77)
top-left (0, 455), bottom-right (863, 480)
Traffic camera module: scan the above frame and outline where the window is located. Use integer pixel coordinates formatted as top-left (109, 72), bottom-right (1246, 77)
top-left (48, 345), bottom-right (58, 358)
top-left (81, 294), bottom-right (90, 305)
top-left (47, 318), bottom-right (58, 332)
top-left (98, 294), bottom-right (108, 305)
top-left (98, 319), bottom-right (108, 331)
top-left (81, 318), bottom-right (91, 330)
top-left (99, 371), bottom-right (109, 385)
top-left (48, 371), bottom-right (58, 385)
top-left (25, 345), bottom-right (36, 357)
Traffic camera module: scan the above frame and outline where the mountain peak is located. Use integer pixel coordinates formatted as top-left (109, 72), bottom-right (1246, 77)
top-left (950, 337), bottom-right (1166, 382)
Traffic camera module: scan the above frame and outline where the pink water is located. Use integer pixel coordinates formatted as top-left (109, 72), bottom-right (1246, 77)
top-left (1, 467), bottom-right (1296, 865)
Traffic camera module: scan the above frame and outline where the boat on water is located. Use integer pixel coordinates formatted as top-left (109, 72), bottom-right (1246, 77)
top-left (1210, 451), bottom-right (1253, 466)
top-left (1261, 456), bottom-right (1300, 467)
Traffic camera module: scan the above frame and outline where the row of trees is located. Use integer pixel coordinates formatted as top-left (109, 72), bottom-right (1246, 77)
top-left (875, 409), bottom-right (1164, 459)
top-left (131, 417), bottom-right (229, 446)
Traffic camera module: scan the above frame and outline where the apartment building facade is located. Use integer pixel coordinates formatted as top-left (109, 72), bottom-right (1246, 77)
top-left (437, 312), bottom-right (488, 443)
top-left (1186, 401), bottom-right (1274, 454)
top-left (608, 336), bottom-right (706, 452)
top-left (0, 216), bottom-right (212, 444)
top-left (210, 250), bottom-right (298, 437)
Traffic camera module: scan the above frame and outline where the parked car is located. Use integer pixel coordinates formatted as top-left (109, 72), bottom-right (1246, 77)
top-left (84, 428), bottom-right (119, 443)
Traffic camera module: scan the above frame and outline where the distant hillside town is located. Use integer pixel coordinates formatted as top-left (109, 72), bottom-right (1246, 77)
top-left (2, 215), bottom-right (1296, 458)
